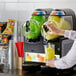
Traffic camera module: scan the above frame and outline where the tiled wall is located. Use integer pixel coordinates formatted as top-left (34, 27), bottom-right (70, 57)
top-left (0, 0), bottom-right (76, 26)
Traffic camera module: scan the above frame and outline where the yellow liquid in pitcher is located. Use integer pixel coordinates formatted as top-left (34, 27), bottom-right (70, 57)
top-left (45, 43), bottom-right (55, 59)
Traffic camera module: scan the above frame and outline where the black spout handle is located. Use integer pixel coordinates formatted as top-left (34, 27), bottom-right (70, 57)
top-left (43, 25), bottom-right (49, 32)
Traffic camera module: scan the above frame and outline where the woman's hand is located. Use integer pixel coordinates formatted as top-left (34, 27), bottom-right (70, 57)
top-left (46, 23), bottom-right (65, 36)
top-left (46, 59), bottom-right (56, 68)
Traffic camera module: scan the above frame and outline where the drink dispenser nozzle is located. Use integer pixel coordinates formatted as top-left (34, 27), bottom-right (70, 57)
top-left (42, 24), bottom-right (50, 45)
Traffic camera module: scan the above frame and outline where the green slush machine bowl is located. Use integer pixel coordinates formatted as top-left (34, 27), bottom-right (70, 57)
top-left (24, 15), bottom-right (46, 39)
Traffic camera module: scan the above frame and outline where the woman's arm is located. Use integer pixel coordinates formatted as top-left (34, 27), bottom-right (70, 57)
top-left (46, 24), bottom-right (76, 40)
top-left (55, 40), bottom-right (76, 69)
top-left (64, 30), bottom-right (76, 40)
top-left (46, 40), bottom-right (76, 69)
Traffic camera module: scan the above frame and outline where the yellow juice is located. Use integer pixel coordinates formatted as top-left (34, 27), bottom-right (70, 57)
top-left (45, 43), bottom-right (55, 59)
